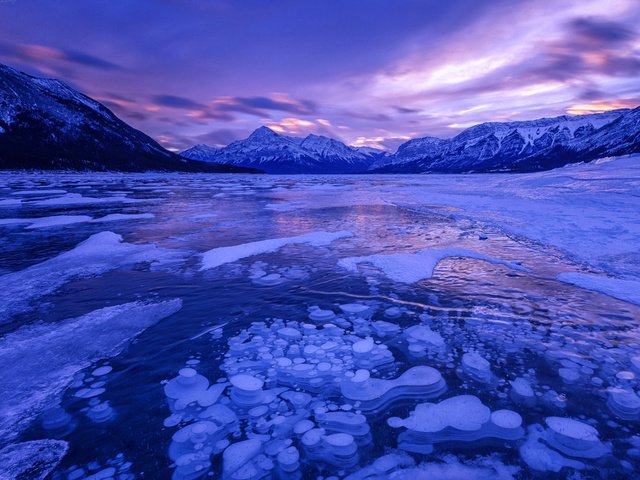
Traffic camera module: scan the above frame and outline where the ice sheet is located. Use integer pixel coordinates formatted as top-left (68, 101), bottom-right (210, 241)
top-left (558, 272), bottom-right (640, 305)
top-left (201, 230), bottom-right (352, 270)
top-left (339, 247), bottom-right (526, 283)
top-left (0, 299), bottom-right (182, 446)
top-left (0, 231), bottom-right (180, 323)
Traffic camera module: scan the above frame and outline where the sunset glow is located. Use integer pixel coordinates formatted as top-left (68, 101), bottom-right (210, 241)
top-left (0, 0), bottom-right (638, 151)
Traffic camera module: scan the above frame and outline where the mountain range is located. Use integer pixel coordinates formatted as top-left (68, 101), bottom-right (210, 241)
top-left (182, 127), bottom-right (381, 174)
top-left (0, 64), bottom-right (257, 172)
top-left (0, 62), bottom-right (638, 174)
top-left (182, 109), bottom-right (640, 174)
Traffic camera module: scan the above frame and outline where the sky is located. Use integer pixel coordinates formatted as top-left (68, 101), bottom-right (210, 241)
top-left (0, 0), bottom-right (639, 152)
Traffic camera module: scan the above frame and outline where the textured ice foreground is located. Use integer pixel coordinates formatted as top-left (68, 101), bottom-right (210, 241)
top-left (0, 160), bottom-right (638, 478)
top-left (0, 231), bottom-right (179, 323)
top-left (201, 230), bottom-right (352, 270)
top-left (0, 299), bottom-right (181, 445)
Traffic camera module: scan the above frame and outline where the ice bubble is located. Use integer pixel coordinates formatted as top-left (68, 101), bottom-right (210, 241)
top-left (87, 401), bottom-right (115, 423)
top-left (308, 309), bottom-right (336, 322)
top-left (91, 366), bottom-right (112, 377)
top-left (74, 387), bottom-right (105, 399)
top-left (293, 419), bottom-right (315, 435)
top-left (616, 370), bottom-right (635, 381)
top-left (253, 273), bottom-right (284, 286)
top-left (223, 439), bottom-right (264, 478)
top-left (371, 320), bottom-right (401, 337)
top-left (342, 366), bottom-right (446, 411)
top-left (384, 307), bottom-right (401, 319)
top-left (390, 395), bottom-right (490, 433)
top-left (459, 352), bottom-right (493, 383)
top-left (607, 389), bottom-right (640, 420)
top-left (520, 425), bottom-right (585, 472)
top-left (339, 303), bottom-right (370, 315)
top-left (41, 407), bottom-right (75, 435)
top-left (315, 411), bottom-right (370, 438)
top-left (352, 337), bottom-right (374, 354)
top-left (509, 377), bottom-right (535, 406)
top-left (558, 367), bottom-right (580, 384)
top-left (164, 368), bottom-right (217, 412)
top-left (389, 395), bottom-right (524, 452)
top-left (276, 446), bottom-right (300, 473)
top-left (491, 409), bottom-right (522, 429)
top-left (299, 428), bottom-right (359, 468)
top-left (404, 325), bottom-right (445, 357)
top-left (230, 374), bottom-right (265, 407)
top-left (544, 416), bottom-right (609, 459)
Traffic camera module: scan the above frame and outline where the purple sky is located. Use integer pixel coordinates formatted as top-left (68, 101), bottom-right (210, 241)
top-left (1, 0), bottom-right (639, 151)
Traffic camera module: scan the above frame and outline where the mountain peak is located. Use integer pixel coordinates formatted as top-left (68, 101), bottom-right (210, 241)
top-left (248, 126), bottom-right (280, 139)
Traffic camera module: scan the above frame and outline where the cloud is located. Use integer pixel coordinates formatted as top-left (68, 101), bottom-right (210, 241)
top-left (194, 128), bottom-right (242, 147)
top-left (568, 17), bottom-right (636, 44)
top-left (0, 42), bottom-right (121, 71)
top-left (151, 95), bottom-right (205, 110)
top-left (209, 94), bottom-right (317, 117)
top-left (394, 106), bottom-right (420, 114)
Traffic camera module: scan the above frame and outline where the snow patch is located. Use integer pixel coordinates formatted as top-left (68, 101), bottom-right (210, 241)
top-left (558, 272), bottom-right (640, 305)
top-left (0, 231), bottom-right (181, 323)
top-left (339, 247), bottom-right (526, 283)
top-left (201, 231), bottom-right (352, 270)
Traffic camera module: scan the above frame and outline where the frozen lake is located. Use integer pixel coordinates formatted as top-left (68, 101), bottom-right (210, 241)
top-left (1, 155), bottom-right (639, 479)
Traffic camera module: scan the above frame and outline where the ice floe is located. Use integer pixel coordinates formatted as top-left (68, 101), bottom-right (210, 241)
top-left (33, 192), bottom-right (148, 206)
top-left (558, 272), bottom-right (640, 305)
top-left (0, 231), bottom-right (181, 323)
top-left (338, 247), bottom-right (526, 283)
top-left (201, 230), bottom-right (352, 270)
top-left (0, 213), bottom-right (155, 230)
top-left (0, 440), bottom-right (68, 480)
top-left (0, 299), bottom-right (182, 445)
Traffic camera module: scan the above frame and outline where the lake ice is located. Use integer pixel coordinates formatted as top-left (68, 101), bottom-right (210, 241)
top-left (0, 155), bottom-right (639, 479)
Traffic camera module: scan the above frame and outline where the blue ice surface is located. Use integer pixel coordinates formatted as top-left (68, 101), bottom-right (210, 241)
top-left (0, 158), bottom-right (639, 478)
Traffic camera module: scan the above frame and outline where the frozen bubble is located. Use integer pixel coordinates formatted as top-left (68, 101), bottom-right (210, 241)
top-left (340, 303), bottom-right (369, 315)
top-left (91, 366), bottom-right (112, 377)
top-left (390, 395), bottom-right (490, 433)
top-left (253, 273), bottom-right (284, 286)
top-left (384, 307), bottom-right (401, 319)
top-left (491, 410), bottom-right (523, 429)
top-left (558, 368), bottom-right (580, 384)
top-left (308, 309), bottom-right (336, 322)
top-left (616, 370), bottom-right (635, 380)
top-left (545, 417), bottom-right (599, 442)
top-left (223, 439), bottom-right (263, 476)
top-left (230, 374), bottom-right (264, 391)
top-left (352, 337), bottom-right (374, 354)
top-left (607, 389), bottom-right (640, 420)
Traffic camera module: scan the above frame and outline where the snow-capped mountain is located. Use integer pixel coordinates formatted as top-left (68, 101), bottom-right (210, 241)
top-left (180, 144), bottom-right (220, 162)
top-left (0, 63), bottom-right (256, 172)
top-left (180, 127), bottom-right (381, 174)
top-left (372, 109), bottom-right (639, 173)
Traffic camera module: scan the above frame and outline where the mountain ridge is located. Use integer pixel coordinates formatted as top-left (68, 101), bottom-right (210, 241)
top-left (181, 126), bottom-right (381, 174)
top-left (0, 63), bottom-right (260, 173)
top-left (181, 108), bottom-right (639, 174)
